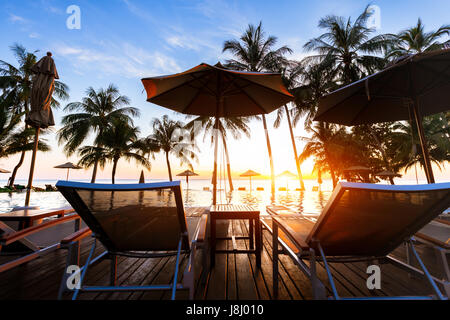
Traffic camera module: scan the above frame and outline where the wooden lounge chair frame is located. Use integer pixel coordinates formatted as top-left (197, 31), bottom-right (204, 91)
top-left (56, 181), bottom-right (208, 300)
top-left (0, 208), bottom-right (79, 273)
top-left (264, 182), bottom-right (450, 300)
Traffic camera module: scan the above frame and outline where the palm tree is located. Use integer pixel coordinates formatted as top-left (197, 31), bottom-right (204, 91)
top-left (303, 5), bottom-right (394, 85)
top-left (57, 84), bottom-right (138, 182)
top-left (185, 116), bottom-right (252, 191)
top-left (0, 44), bottom-right (68, 186)
top-left (77, 145), bottom-right (108, 177)
top-left (223, 22), bottom-right (292, 195)
top-left (387, 18), bottom-right (450, 58)
top-left (144, 115), bottom-right (198, 181)
top-left (299, 122), bottom-right (360, 188)
top-left (390, 114), bottom-right (450, 177)
top-left (99, 119), bottom-right (149, 184)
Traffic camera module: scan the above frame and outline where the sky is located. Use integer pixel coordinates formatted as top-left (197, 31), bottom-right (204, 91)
top-left (1, 0), bottom-right (449, 183)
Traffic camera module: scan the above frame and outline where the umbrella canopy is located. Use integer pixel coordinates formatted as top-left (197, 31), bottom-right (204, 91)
top-left (54, 162), bottom-right (82, 169)
top-left (240, 170), bottom-right (261, 177)
top-left (142, 62), bottom-right (293, 204)
top-left (277, 170), bottom-right (298, 179)
top-left (139, 170), bottom-right (145, 183)
top-left (375, 170), bottom-right (402, 178)
top-left (0, 168), bottom-right (11, 173)
top-left (176, 169), bottom-right (199, 185)
top-left (54, 162), bottom-right (82, 180)
top-left (24, 52), bottom-right (59, 206)
top-left (314, 49), bottom-right (450, 184)
top-left (343, 166), bottom-right (371, 172)
top-left (142, 62), bottom-right (293, 117)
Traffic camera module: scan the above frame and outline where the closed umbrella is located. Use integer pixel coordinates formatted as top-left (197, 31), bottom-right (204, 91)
top-left (54, 162), bottom-right (82, 180)
top-left (24, 52), bottom-right (59, 206)
top-left (139, 170), bottom-right (145, 183)
top-left (142, 62), bottom-right (293, 204)
top-left (314, 49), bottom-right (450, 184)
top-left (240, 169), bottom-right (260, 191)
top-left (176, 169), bottom-right (198, 187)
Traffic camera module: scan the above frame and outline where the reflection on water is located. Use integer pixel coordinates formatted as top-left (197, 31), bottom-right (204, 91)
top-left (0, 187), bottom-right (332, 215)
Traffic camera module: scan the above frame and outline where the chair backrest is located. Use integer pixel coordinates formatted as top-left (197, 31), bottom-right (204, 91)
top-left (56, 181), bottom-right (189, 253)
top-left (307, 182), bottom-right (450, 256)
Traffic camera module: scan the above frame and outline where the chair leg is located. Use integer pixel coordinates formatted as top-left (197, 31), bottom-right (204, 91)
top-left (272, 223), bottom-right (279, 299)
top-left (110, 254), bottom-right (117, 286)
top-left (58, 241), bottom-right (81, 300)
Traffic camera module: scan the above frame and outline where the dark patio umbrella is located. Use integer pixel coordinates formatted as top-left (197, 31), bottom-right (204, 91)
top-left (139, 170), bottom-right (145, 183)
top-left (176, 169), bottom-right (199, 187)
top-left (314, 49), bottom-right (450, 184)
top-left (24, 52), bottom-right (59, 206)
top-left (240, 169), bottom-right (260, 191)
top-left (54, 162), bottom-right (82, 180)
top-left (142, 62), bottom-right (293, 204)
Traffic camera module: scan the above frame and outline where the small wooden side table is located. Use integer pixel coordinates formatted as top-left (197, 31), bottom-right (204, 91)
top-left (209, 204), bottom-right (261, 268)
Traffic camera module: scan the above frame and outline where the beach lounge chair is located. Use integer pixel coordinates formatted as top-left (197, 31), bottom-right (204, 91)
top-left (0, 207), bottom-right (80, 273)
top-left (263, 182), bottom-right (450, 300)
top-left (238, 187), bottom-right (246, 191)
top-left (256, 187), bottom-right (264, 191)
top-left (56, 180), bottom-right (208, 300)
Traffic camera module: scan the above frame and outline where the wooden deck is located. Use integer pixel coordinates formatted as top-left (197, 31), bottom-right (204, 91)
top-left (0, 207), bottom-right (447, 300)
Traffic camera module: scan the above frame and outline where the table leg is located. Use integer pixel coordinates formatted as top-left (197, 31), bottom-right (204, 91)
top-left (255, 218), bottom-right (261, 268)
top-left (249, 218), bottom-right (254, 250)
top-left (210, 216), bottom-right (216, 268)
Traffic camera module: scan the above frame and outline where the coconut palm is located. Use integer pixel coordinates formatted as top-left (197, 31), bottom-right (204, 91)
top-left (77, 145), bottom-right (108, 176)
top-left (303, 5), bottom-right (395, 85)
top-left (57, 84), bottom-right (138, 182)
top-left (387, 18), bottom-right (450, 58)
top-left (185, 115), bottom-right (252, 191)
top-left (390, 114), bottom-right (450, 176)
top-left (223, 21), bottom-right (292, 195)
top-left (299, 122), bottom-right (361, 188)
top-left (144, 115), bottom-right (198, 181)
top-left (0, 44), bottom-right (68, 186)
top-left (99, 119), bottom-right (149, 184)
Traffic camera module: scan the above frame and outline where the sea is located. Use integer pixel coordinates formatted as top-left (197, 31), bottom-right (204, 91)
top-left (0, 177), bottom-right (443, 214)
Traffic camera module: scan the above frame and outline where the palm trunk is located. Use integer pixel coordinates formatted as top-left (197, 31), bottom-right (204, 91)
top-left (8, 150), bottom-right (26, 188)
top-left (285, 105), bottom-right (305, 190)
top-left (262, 114), bottom-right (275, 197)
top-left (368, 126), bottom-right (395, 185)
top-left (91, 161), bottom-right (98, 183)
top-left (111, 157), bottom-right (119, 184)
top-left (221, 132), bottom-right (233, 191)
top-left (165, 151), bottom-right (172, 181)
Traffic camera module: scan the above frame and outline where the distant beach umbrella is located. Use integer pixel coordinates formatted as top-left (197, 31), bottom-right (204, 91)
top-left (24, 52), bottom-right (59, 206)
top-left (176, 169), bottom-right (199, 187)
top-left (139, 170), bottom-right (145, 183)
top-left (0, 168), bottom-right (11, 173)
top-left (315, 49), bottom-right (450, 184)
top-left (277, 170), bottom-right (298, 191)
top-left (54, 162), bottom-right (82, 180)
top-left (142, 62), bottom-right (293, 204)
top-left (240, 169), bottom-right (260, 191)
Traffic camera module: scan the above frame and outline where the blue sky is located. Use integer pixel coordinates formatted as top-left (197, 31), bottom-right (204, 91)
top-left (1, 0), bottom-right (449, 182)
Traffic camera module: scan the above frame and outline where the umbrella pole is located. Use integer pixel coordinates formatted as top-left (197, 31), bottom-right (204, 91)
top-left (25, 127), bottom-right (40, 206)
top-left (66, 168), bottom-right (69, 181)
top-left (411, 101), bottom-right (435, 183)
top-left (212, 114), bottom-right (219, 205)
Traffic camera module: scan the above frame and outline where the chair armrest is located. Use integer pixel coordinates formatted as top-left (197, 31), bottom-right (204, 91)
top-left (435, 218), bottom-right (450, 226)
top-left (0, 215), bottom-right (80, 246)
top-left (61, 227), bottom-right (92, 245)
top-left (273, 216), bottom-right (310, 251)
top-left (194, 214), bottom-right (208, 243)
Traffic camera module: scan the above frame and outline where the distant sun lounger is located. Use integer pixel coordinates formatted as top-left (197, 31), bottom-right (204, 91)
top-left (278, 187), bottom-right (287, 191)
top-left (56, 180), bottom-right (208, 300)
top-left (238, 187), bottom-right (246, 191)
top-left (262, 182), bottom-right (450, 300)
top-left (203, 187), bottom-right (210, 191)
top-left (256, 187), bottom-right (264, 191)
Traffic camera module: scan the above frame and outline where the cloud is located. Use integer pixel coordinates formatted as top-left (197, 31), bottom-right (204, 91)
top-left (29, 32), bottom-right (40, 39)
top-left (53, 42), bottom-right (181, 78)
top-left (9, 14), bottom-right (28, 23)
